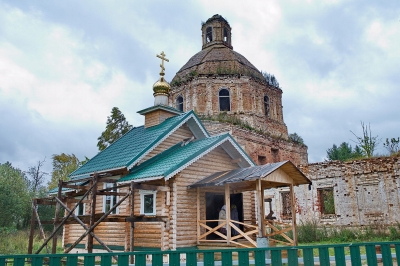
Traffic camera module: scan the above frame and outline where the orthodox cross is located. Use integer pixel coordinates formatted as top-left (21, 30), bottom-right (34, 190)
top-left (156, 51), bottom-right (169, 75)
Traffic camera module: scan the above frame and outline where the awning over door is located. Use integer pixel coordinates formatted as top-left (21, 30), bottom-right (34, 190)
top-left (188, 160), bottom-right (311, 189)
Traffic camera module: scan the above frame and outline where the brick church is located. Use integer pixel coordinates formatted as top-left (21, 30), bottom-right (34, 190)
top-left (168, 14), bottom-right (308, 167)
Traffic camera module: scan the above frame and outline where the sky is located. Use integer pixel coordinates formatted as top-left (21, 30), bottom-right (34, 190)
top-left (1, 0), bottom-right (399, 178)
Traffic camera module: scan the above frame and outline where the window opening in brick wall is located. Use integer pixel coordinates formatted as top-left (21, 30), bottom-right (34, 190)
top-left (281, 191), bottom-right (292, 218)
top-left (258, 155), bottom-right (267, 165)
top-left (206, 27), bottom-right (213, 43)
top-left (176, 96), bottom-right (183, 111)
top-left (223, 27), bottom-right (228, 42)
top-left (219, 88), bottom-right (231, 111)
top-left (264, 95), bottom-right (270, 116)
top-left (318, 188), bottom-right (335, 215)
top-left (271, 148), bottom-right (279, 163)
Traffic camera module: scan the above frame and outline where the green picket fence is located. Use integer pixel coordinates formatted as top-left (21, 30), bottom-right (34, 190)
top-left (1, 241), bottom-right (400, 266)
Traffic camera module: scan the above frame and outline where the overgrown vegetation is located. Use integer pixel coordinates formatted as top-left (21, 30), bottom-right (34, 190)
top-left (296, 220), bottom-right (400, 244)
top-left (327, 121), bottom-right (399, 161)
top-left (0, 229), bottom-right (63, 254)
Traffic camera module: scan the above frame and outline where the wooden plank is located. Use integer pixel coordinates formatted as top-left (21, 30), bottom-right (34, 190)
top-left (28, 200), bottom-right (36, 254)
top-left (196, 187), bottom-right (200, 245)
top-left (256, 179), bottom-right (262, 238)
top-left (225, 183), bottom-right (231, 244)
top-left (87, 175), bottom-right (97, 253)
top-left (52, 180), bottom-right (63, 253)
top-left (290, 184), bottom-right (297, 245)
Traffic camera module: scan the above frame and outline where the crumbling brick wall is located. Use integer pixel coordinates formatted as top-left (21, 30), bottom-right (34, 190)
top-left (266, 156), bottom-right (400, 227)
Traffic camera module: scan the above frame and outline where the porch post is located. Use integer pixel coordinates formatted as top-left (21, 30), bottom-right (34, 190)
top-left (224, 183), bottom-right (231, 244)
top-left (256, 179), bottom-right (263, 238)
top-left (260, 183), bottom-right (266, 237)
top-left (290, 184), bottom-right (298, 245)
top-left (196, 187), bottom-right (200, 245)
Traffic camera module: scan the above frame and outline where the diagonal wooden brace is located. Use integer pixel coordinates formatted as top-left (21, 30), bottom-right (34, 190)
top-left (54, 197), bottom-right (113, 253)
top-left (64, 191), bottom-right (131, 253)
top-left (36, 181), bottom-right (97, 254)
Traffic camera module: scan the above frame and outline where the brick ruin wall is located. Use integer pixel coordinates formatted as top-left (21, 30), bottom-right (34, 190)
top-left (202, 120), bottom-right (308, 166)
top-left (265, 156), bottom-right (400, 227)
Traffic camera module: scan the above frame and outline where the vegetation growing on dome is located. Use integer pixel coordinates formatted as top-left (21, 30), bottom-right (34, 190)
top-left (261, 71), bottom-right (280, 88)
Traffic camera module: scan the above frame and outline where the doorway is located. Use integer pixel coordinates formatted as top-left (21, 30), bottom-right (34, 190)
top-left (205, 192), bottom-right (243, 239)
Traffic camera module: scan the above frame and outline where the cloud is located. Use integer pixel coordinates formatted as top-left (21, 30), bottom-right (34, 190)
top-left (0, 0), bottom-right (399, 172)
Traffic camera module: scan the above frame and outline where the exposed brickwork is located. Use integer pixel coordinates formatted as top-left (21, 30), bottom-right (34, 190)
top-left (265, 156), bottom-right (400, 227)
top-left (202, 120), bottom-right (308, 166)
top-left (170, 76), bottom-right (288, 138)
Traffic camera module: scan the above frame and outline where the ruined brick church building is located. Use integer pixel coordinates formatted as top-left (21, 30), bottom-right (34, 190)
top-left (169, 14), bottom-right (308, 167)
top-left (170, 14), bottom-right (400, 228)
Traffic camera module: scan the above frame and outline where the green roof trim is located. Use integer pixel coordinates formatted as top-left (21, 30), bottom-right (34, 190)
top-left (137, 104), bottom-right (182, 115)
top-left (118, 134), bottom-right (255, 183)
top-left (69, 110), bottom-right (208, 180)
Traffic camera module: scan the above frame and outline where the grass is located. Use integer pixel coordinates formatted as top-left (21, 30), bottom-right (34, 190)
top-left (0, 228), bottom-right (63, 255)
top-left (294, 219), bottom-right (400, 244)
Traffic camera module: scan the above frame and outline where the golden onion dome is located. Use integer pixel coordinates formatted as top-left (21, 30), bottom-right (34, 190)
top-left (153, 51), bottom-right (171, 96)
top-left (153, 76), bottom-right (170, 96)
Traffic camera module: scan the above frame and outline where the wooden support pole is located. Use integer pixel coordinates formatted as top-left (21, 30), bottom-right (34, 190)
top-left (28, 200), bottom-right (37, 254)
top-left (290, 184), bottom-right (298, 246)
top-left (224, 183), bottom-right (231, 244)
top-left (87, 174), bottom-right (98, 253)
top-left (196, 187), bottom-right (200, 245)
top-left (52, 180), bottom-right (63, 254)
top-left (34, 202), bottom-right (49, 253)
top-left (256, 179), bottom-right (263, 238)
top-left (260, 184), bottom-right (266, 237)
top-left (130, 182), bottom-right (135, 264)
top-left (64, 191), bottom-right (130, 253)
top-left (36, 181), bottom-right (97, 254)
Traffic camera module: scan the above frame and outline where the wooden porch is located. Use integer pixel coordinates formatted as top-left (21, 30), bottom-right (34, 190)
top-left (190, 161), bottom-right (312, 248)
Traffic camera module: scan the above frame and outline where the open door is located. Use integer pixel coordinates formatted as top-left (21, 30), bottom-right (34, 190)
top-left (205, 192), bottom-right (243, 239)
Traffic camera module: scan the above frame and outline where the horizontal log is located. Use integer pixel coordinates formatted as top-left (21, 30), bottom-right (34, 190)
top-left (96, 191), bottom-right (127, 196)
top-left (134, 184), bottom-right (169, 192)
top-left (63, 184), bottom-right (88, 190)
top-left (126, 216), bottom-right (167, 222)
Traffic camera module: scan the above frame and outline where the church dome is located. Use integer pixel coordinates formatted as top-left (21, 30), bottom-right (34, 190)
top-left (153, 76), bottom-right (170, 96)
top-left (171, 14), bottom-right (264, 85)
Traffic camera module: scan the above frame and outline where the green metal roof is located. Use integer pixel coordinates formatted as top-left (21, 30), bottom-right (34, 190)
top-left (69, 110), bottom-right (208, 179)
top-left (118, 134), bottom-right (255, 183)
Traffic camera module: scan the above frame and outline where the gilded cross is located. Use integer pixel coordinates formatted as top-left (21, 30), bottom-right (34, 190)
top-left (156, 51), bottom-right (169, 75)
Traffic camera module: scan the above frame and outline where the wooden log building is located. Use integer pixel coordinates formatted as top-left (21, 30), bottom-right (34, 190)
top-left (29, 51), bottom-right (311, 255)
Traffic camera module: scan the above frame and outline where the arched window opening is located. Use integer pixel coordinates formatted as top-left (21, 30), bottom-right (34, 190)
top-left (219, 88), bottom-right (231, 111)
top-left (176, 96), bottom-right (184, 112)
top-left (206, 27), bottom-right (213, 43)
top-left (223, 27), bottom-right (228, 42)
top-left (264, 95), bottom-right (270, 116)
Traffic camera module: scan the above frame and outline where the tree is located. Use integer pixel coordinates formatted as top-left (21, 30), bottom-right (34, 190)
top-left (26, 158), bottom-right (48, 196)
top-left (97, 107), bottom-right (133, 151)
top-left (350, 122), bottom-right (380, 158)
top-left (0, 162), bottom-right (30, 228)
top-left (383, 137), bottom-right (400, 155)
top-left (326, 142), bottom-right (364, 161)
top-left (48, 153), bottom-right (81, 190)
top-left (288, 132), bottom-right (305, 145)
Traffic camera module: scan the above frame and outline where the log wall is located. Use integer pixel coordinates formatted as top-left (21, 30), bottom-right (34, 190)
top-left (169, 147), bottom-right (240, 249)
